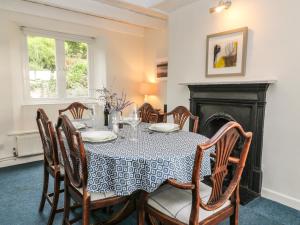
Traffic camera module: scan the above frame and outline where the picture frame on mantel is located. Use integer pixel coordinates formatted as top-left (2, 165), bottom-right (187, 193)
top-left (206, 27), bottom-right (248, 77)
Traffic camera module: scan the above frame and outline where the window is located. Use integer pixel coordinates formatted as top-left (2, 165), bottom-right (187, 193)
top-left (65, 41), bottom-right (89, 98)
top-left (23, 28), bottom-right (94, 102)
top-left (27, 36), bottom-right (57, 98)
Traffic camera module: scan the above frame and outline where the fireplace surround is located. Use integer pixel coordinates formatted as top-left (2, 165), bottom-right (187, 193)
top-left (185, 81), bottom-right (274, 204)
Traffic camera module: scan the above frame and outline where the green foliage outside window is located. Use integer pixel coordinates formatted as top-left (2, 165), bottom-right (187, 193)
top-left (28, 36), bottom-right (88, 98)
top-left (65, 41), bottom-right (88, 97)
top-left (28, 36), bottom-right (56, 97)
top-left (28, 36), bottom-right (56, 71)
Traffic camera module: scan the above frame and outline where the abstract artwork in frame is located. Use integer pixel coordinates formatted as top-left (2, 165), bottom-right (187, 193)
top-left (206, 27), bottom-right (248, 77)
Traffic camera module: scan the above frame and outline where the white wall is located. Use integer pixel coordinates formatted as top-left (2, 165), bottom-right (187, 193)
top-left (0, 8), bottom-right (146, 159)
top-left (0, 17), bottom-right (15, 159)
top-left (144, 28), bottom-right (168, 109)
top-left (167, 0), bottom-right (300, 209)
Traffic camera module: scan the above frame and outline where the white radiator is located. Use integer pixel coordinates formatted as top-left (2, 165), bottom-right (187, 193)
top-left (9, 131), bottom-right (43, 157)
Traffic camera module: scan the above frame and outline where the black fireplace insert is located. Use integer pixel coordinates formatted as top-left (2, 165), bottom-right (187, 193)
top-left (188, 83), bottom-right (271, 204)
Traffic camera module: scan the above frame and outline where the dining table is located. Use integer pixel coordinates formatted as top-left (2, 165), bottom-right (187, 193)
top-left (79, 122), bottom-right (214, 224)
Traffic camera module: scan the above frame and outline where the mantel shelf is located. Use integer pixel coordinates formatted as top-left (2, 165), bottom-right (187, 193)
top-left (179, 79), bottom-right (277, 86)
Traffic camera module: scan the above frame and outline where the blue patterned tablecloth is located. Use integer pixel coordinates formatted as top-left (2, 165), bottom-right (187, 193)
top-left (84, 123), bottom-right (213, 196)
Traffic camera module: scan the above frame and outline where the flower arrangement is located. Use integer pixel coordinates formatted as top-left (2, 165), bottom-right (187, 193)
top-left (96, 87), bottom-right (133, 113)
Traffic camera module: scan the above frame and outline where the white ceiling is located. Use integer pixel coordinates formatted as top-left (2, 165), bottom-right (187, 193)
top-left (17, 0), bottom-right (200, 29)
top-left (117, 0), bottom-right (165, 8)
top-left (142, 0), bottom-right (198, 12)
top-left (110, 0), bottom-right (200, 12)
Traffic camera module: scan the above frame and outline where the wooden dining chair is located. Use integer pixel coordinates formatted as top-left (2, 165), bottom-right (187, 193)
top-left (59, 102), bottom-right (93, 119)
top-left (139, 103), bottom-right (159, 123)
top-left (36, 108), bottom-right (64, 225)
top-left (56, 114), bottom-right (129, 225)
top-left (164, 106), bottom-right (199, 133)
top-left (144, 121), bottom-right (253, 225)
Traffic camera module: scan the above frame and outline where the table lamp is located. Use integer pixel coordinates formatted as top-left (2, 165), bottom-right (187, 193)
top-left (139, 82), bottom-right (157, 102)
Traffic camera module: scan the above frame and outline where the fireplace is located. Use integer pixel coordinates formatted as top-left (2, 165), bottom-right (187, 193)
top-left (202, 112), bottom-right (236, 138)
top-left (186, 81), bottom-right (273, 204)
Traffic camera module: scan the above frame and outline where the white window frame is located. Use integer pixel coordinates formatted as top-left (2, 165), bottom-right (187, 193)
top-left (22, 27), bottom-right (95, 104)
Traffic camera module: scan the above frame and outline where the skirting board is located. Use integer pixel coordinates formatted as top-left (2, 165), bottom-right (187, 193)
top-left (262, 187), bottom-right (300, 211)
top-left (0, 154), bottom-right (43, 168)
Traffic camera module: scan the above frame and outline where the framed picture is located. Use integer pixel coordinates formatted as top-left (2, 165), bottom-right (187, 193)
top-left (206, 27), bottom-right (248, 77)
top-left (156, 57), bottom-right (168, 78)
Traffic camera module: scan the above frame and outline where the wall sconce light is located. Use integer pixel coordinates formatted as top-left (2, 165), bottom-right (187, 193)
top-left (209, 0), bottom-right (232, 14)
top-left (139, 82), bottom-right (157, 103)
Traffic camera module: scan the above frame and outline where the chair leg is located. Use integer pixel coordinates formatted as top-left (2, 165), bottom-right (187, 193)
top-left (230, 205), bottom-right (239, 225)
top-left (39, 165), bottom-right (49, 212)
top-left (62, 183), bottom-right (71, 225)
top-left (82, 195), bottom-right (90, 225)
top-left (47, 176), bottom-right (61, 225)
top-left (230, 185), bottom-right (240, 225)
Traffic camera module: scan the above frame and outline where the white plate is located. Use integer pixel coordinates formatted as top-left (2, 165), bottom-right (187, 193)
top-left (81, 131), bottom-right (117, 143)
top-left (148, 123), bottom-right (180, 133)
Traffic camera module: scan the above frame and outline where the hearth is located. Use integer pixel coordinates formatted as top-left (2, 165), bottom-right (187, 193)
top-left (186, 81), bottom-right (273, 204)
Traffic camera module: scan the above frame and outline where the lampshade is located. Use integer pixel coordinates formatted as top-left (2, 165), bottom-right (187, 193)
top-left (139, 82), bottom-right (157, 95)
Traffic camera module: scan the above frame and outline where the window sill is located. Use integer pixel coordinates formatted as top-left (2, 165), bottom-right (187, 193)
top-left (8, 130), bottom-right (39, 136)
top-left (21, 98), bottom-right (98, 106)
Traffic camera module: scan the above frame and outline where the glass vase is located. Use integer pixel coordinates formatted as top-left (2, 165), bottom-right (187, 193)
top-left (108, 110), bottom-right (121, 130)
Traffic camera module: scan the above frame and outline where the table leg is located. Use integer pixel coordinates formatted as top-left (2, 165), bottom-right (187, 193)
top-left (103, 194), bottom-right (136, 225)
top-left (102, 191), bottom-right (149, 225)
top-left (137, 191), bottom-right (149, 225)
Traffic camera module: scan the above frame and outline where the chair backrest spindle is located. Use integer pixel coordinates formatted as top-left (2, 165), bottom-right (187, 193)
top-left (139, 103), bottom-right (159, 123)
top-left (192, 121), bottom-right (252, 214)
top-left (59, 102), bottom-right (92, 120)
top-left (164, 106), bottom-right (199, 133)
top-left (36, 108), bottom-right (59, 167)
top-left (56, 115), bottom-right (88, 189)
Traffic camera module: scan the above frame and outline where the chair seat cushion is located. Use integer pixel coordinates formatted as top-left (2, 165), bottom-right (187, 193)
top-left (148, 183), bottom-right (231, 224)
top-left (90, 191), bottom-right (117, 201)
top-left (76, 187), bottom-right (117, 201)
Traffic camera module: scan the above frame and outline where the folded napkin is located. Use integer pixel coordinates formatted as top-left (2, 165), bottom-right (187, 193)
top-left (149, 123), bottom-right (180, 132)
top-left (81, 131), bottom-right (117, 143)
top-left (72, 121), bottom-right (86, 130)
